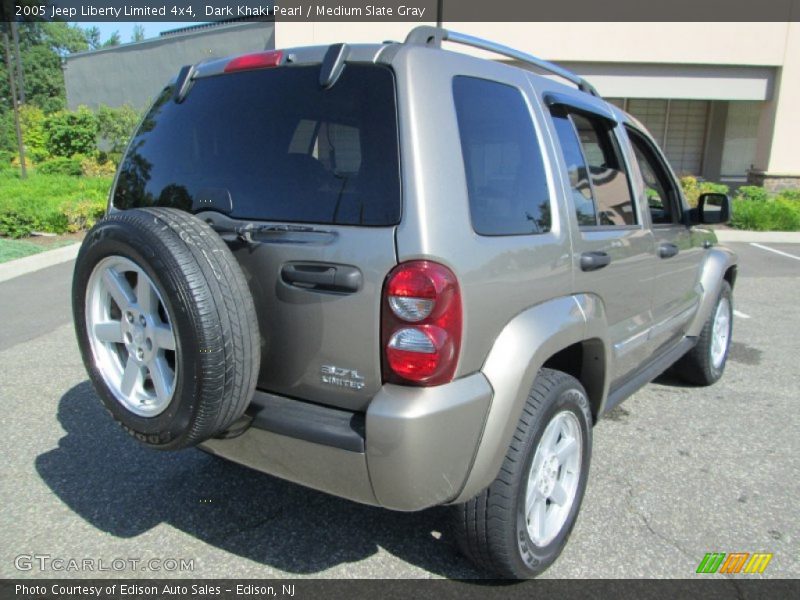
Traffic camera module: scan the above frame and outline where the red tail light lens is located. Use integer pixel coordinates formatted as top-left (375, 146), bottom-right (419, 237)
top-left (224, 50), bottom-right (284, 73)
top-left (382, 261), bottom-right (462, 386)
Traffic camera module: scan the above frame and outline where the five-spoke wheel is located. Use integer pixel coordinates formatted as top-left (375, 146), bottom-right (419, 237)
top-left (85, 256), bottom-right (177, 417)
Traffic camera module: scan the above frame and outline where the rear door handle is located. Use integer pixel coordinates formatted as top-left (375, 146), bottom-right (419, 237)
top-left (659, 243), bottom-right (679, 259)
top-left (580, 251), bottom-right (611, 272)
top-left (281, 263), bottom-right (362, 293)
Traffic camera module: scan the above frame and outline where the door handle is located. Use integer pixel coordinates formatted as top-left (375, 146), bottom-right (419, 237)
top-left (281, 263), bottom-right (362, 293)
top-left (580, 251), bottom-right (611, 272)
top-left (659, 243), bottom-right (679, 259)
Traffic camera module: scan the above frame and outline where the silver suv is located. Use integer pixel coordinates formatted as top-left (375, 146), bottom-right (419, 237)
top-left (73, 26), bottom-right (737, 578)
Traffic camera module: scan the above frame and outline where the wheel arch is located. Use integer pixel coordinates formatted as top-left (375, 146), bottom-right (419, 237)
top-left (453, 294), bottom-right (610, 503)
top-left (686, 247), bottom-right (738, 337)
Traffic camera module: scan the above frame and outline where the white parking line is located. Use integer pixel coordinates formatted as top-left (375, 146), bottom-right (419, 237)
top-left (750, 242), bottom-right (800, 261)
top-left (734, 310), bottom-right (751, 319)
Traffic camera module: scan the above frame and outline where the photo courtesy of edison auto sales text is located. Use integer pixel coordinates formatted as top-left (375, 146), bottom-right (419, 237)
top-left (14, 584), bottom-right (296, 597)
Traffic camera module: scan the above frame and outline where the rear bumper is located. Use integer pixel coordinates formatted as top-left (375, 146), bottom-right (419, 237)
top-left (200, 373), bottom-right (493, 511)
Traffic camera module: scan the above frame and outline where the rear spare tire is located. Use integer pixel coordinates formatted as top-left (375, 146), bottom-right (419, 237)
top-left (72, 207), bottom-right (260, 449)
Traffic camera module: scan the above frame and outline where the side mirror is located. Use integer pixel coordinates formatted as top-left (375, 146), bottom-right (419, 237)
top-left (690, 192), bottom-right (731, 225)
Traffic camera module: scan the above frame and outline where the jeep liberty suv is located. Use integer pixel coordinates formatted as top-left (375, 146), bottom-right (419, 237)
top-left (73, 26), bottom-right (737, 578)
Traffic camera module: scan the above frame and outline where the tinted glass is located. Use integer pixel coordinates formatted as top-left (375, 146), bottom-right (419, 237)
top-left (453, 76), bottom-right (551, 235)
top-left (113, 65), bottom-right (400, 226)
top-left (551, 113), bottom-right (596, 226)
top-left (571, 113), bottom-right (637, 226)
top-left (627, 128), bottom-right (677, 224)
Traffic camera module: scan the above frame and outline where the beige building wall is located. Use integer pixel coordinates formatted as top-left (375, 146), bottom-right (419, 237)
top-left (752, 20), bottom-right (800, 188)
top-left (275, 19), bottom-right (800, 187)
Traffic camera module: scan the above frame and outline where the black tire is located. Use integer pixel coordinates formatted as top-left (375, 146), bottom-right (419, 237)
top-left (673, 280), bottom-right (733, 386)
top-left (453, 368), bottom-right (592, 578)
top-left (72, 207), bottom-right (260, 450)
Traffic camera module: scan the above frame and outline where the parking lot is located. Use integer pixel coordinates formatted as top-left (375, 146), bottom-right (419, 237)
top-left (0, 240), bottom-right (797, 579)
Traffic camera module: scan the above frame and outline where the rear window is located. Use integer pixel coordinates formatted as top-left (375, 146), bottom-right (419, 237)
top-left (453, 76), bottom-right (551, 236)
top-left (113, 64), bottom-right (401, 226)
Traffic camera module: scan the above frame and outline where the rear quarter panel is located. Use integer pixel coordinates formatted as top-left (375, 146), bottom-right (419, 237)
top-left (390, 45), bottom-right (575, 377)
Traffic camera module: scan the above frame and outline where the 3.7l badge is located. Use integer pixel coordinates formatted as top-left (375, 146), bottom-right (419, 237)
top-left (320, 365), bottom-right (366, 391)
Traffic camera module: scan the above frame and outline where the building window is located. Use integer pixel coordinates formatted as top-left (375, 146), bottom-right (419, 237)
top-left (721, 101), bottom-right (761, 179)
top-left (608, 98), bottom-right (710, 177)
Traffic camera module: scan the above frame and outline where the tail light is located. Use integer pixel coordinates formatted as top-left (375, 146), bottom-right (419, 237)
top-left (381, 261), bottom-right (462, 386)
top-left (224, 50), bottom-right (284, 73)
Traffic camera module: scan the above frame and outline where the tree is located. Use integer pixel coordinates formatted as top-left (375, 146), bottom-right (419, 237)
top-left (131, 25), bottom-right (146, 43)
top-left (0, 22), bottom-right (90, 118)
top-left (102, 31), bottom-right (121, 48)
top-left (84, 27), bottom-right (103, 51)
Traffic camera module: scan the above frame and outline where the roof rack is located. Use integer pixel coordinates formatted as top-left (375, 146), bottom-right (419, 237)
top-left (404, 26), bottom-right (600, 97)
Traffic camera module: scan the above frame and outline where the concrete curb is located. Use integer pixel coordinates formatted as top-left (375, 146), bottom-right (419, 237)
top-left (0, 243), bottom-right (79, 284)
top-left (714, 229), bottom-right (800, 243)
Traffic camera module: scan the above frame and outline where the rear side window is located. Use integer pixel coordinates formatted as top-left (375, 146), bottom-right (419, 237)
top-left (113, 65), bottom-right (401, 226)
top-left (453, 76), bottom-right (551, 235)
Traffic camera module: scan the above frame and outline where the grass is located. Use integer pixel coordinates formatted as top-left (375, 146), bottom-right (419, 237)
top-left (0, 168), bottom-right (111, 237)
top-left (0, 237), bottom-right (76, 264)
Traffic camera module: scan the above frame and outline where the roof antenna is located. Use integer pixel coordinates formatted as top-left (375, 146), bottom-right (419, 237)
top-left (320, 43), bottom-right (349, 89)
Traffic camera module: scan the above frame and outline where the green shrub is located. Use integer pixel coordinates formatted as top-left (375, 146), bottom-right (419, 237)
top-left (779, 189), bottom-right (800, 201)
top-left (61, 199), bottom-right (106, 232)
top-left (730, 197), bottom-right (800, 231)
top-left (0, 211), bottom-right (42, 238)
top-left (44, 107), bottom-right (98, 158)
top-left (38, 156), bottom-right (84, 176)
top-left (19, 105), bottom-right (49, 163)
top-left (0, 171), bottom-right (111, 236)
top-left (734, 185), bottom-right (769, 203)
top-left (80, 156), bottom-right (117, 178)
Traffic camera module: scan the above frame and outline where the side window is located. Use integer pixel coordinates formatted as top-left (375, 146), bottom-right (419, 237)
top-left (627, 128), bottom-right (680, 225)
top-left (570, 113), bottom-right (637, 226)
top-left (453, 76), bottom-right (551, 235)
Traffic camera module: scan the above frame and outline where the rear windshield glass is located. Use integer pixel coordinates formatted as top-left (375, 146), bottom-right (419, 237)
top-left (113, 64), bottom-right (401, 226)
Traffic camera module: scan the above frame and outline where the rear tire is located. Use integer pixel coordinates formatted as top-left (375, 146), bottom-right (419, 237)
top-left (73, 207), bottom-right (260, 449)
top-left (674, 280), bottom-right (732, 386)
top-left (453, 369), bottom-right (592, 578)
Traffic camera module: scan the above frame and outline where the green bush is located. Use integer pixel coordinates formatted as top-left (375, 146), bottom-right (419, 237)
top-left (19, 105), bottom-right (49, 163)
top-left (61, 199), bottom-right (106, 232)
top-left (80, 155), bottom-right (117, 178)
top-left (0, 171), bottom-right (111, 236)
top-left (44, 107), bottom-right (98, 158)
top-left (730, 196), bottom-right (800, 231)
top-left (37, 156), bottom-right (84, 176)
top-left (734, 185), bottom-right (769, 203)
top-left (779, 189), bottom-right (800, 201)
top-left (0, 211), bottom-right (42, 238)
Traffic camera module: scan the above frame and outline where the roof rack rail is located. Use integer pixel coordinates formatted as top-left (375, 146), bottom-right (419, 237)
top-left (404, 26), bottom-right (600, 97)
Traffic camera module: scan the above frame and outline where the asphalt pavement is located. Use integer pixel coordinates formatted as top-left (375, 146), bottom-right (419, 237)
top-left (0, 241), bottom-right (797, 579)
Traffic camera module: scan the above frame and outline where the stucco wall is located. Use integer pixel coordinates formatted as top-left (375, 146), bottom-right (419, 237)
top-left (64, 22), bottom-right (275, 110)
